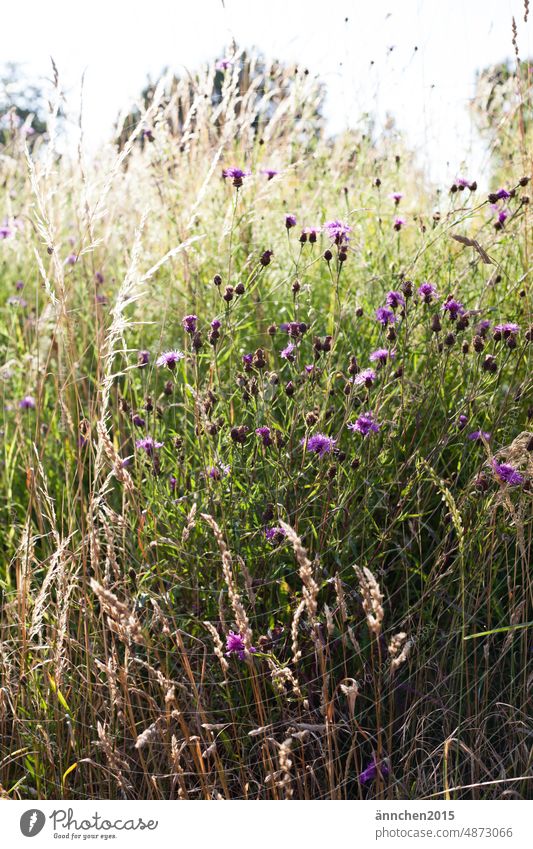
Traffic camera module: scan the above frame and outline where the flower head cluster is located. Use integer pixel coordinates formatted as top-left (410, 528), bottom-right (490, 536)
top-left (376, 306), bottom-right (396, 326)
top-left (323, 219), bottom-right (351, 245)
top-left (443, 298), bottom-right (465, 320)
top-left (348, 411), bottom-right (380, 437)
top-left (222, 167), bottom-right (251, 187)
top-left (353, 367), bottom-right (376, 387)
top-left (369, 347), bottom-right (394, 365)
top-left (156, 350), bottom-right (185, 369)
top-left (136, 436), bottom-right (163, 455)
top-left (302, 433), bottom-right (336, 457)
top-left (418, 282), bottom-right (438, 303)
top-left (225, 630), bottom-right (256, 660)
top-left (255, 426), bottom-right (273, 447)
top-left (182, 314), bottom-right (198, 334)
top-left (386, 290), bottom-right (405, 309)
top-left (19, 395), bottom-right (36, 410)
top-left (491, 460), bottom-right (524, 486)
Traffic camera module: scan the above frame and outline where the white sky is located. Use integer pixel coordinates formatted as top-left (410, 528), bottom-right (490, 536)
top-left (4, 0), bottom-right (532, 183)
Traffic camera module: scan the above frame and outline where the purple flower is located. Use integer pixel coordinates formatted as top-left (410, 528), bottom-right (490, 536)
top-left (265, 526), bottom-right (287, 544)
top-left (19, 395), bottom-right (36, 410)
top-left (95, 271), bottom-right (104, 284)
top-left (132, 414), bottom-right (146, 427)
top-left (494, 322), bottom-right (519, 339)
top-left (390, 192), bottom-right (403, 204)
top-left (285, 214), bottom-right (297, 229)
top-left (358, 756), bottom-right (390, 785)
top-left (182, 314), bottom-right (198, 334)
top-left (376, 306), bottom-right (396, 326)
top-left (491, 460), bottom-right (524, 486)
top-left (15, 280), bottom-right (24, 291)
top-left (207, 463), bottom-right (231, 480)
top-left (386, 290), bottom-right (405, 309)
top-left (136, 436), bottom-right (163, 454)
top-left (225, 630), bottom-right (256, 660)
top-left (255, 426), bottom-right (273, 447)
top-left (457, 414), bottom-right (468, 430)
top-left (156, 350), bottom-right (185, 369)
top-left (66, 253), bottom-right (78, 265)
top-left (6, 295), bottom-right (27, 308)
top-left (353, 368), bottom-right (376, 387)
top-left (393, 217), bottom-right (405, 231)
top-left (242, 353), bottom-right (253, 369)
top-left (0, 225), bottom-right (14, 240)
top-left (302, 433), bottom-right (336, 457)
top-left (418, 282), bottom-right (438, 303)
top-left (443, 298), bottom-right (465, 320)
top-left (261, 168), bottom-right (279, 180)
top-left (137, 350), bottom-right (150, 367)
top-left (304, 364), bottom-right (315, 373)
top-left (216, 58), bottom-right (233, 71)
top-left (491, 205), bottom-right (509, 226)
top-left (456, 178), bottom-right (470, 188)
top-left (211, 319), bottom-right (221, 330)
top-left (348, 411), bottom-right (380, 437)
top-left (281, 342), bottom-right (296, 361)
top-left (369, 348), bottom-right (395, 365)
top-left (323, 219), bottom-right (352, 245)
top-left (169, 475), bottom-right (178, 492)
top-left (303, 226), bottom-right (320, 243)
top-left (495, 188), bottom-right (510, 200)
top-left (468, 430), bottom-right (491, 442)
top-left (222, 167), bottom-right (251, 188)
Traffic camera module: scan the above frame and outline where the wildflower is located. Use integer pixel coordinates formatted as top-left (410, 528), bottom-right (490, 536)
top-left (222, 167), bottom-right (251, 188)
top-left (225, 630), bottom-right (256, 660)
top-left (443, 298), bottom-right (465, 320)
top-left (169, 475), bottom-right (177, 492)
top-left (260, 249), bottom-right (273, 266)
top-left (281, 342), bottom-right (296, 361)
top-left (358, 756), bottom-right (390, 785)
top-left (491, 460), bottom-right (524, 486)
top-left (137, 350), bottom-right (150, 367)
top-left (369, 347), bottom-right (394, 365)
top-left (376, 306), bottom-right (396, 326)
top-left (386, 290), bottom-right (405, 309)
top-left (6, 295), bottom-right (27, 307)
top-left (457, 414), bottom-right (468, 429)
top-left (348, 411), bottom-right (380, 437)
top-left (156, 350), bottom-right (185, 369)
top-left (468, 430), bottom-right (491, 442)
top-left (136, 436), bottom-right (163, 454)
top-left (304, 364), bottom-right (315, 373)
top-left (15, 280), bottom-right (24, 290)
top-left (491, 205), bottom-right (509, 227)
top-left (265, 526), bottom-right (287, 544)
top-left (261, 168), bottom-right (279, 180)
top-left (390, 192), bottom-right (403, 204)
top-left (494, 188), bottom-right (511, 200)
top-left (211, 319), bottom-right (221, 331)
top-left (493, 322), bottom-right (519, 341)
top-left (216, 58), bottom-right (233, 71)
top-left (285, 214), bottom-right (297, 229)
top-left (303, 226), bottom-right (320, 243)
top-left (302, 433), bottom-right (336, 457)
top-left (456, 178), bottom-right (470, 189)
top-left (66, 253), bottom-right (78, 265)
top-left (242, 353), bottom-right (253, 370)
top-left (476, 319), bottom-right (491, 337)
top-left (418, 282), bottom-right (438, 303)
top-left (353, 368), bottom-right (376, 387)
top-left (19, 395), bottom-right (36, 410)
top-left (255, 426), bottom-right (273, 447)
top-left (182, 314), bottom-right (198, 334)
top-left (0, 224), bottom-right (14, 239)
top-left (393, 217), bottom-right (405, 231)
top-left (323, 219), bottom-right (352, 245)
top-left (207, 463), bottom-right (231, 480)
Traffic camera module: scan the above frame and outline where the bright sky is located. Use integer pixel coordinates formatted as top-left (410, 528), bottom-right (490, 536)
top-left (5, 0), bottom-right (532, 183)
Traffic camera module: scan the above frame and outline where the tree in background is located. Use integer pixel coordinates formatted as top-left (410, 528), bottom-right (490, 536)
top-left (0, 62), bottom-right (53, 145)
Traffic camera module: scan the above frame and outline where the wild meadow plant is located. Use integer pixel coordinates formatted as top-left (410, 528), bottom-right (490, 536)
top-left (0, 49), bottom-right (531, 800)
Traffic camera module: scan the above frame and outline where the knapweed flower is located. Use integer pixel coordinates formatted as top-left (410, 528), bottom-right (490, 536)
top-left (281, 342), bottom-right (296, 361)
top-left (265, 526), bottom-right (287, 544)
top-left (207, 463), bottom-right (231, 480)
top-left (182, 314), bottom-right (198, 334)
top-left (493, 322), bottom-right (519, 340)
top-left (285, 214), bottom-right (297, 229)
top-left (393, 217), bottom-right (405, 231)
top-left (494, 188), bottom-right (511, 200)
top-left (216, 57), bottom-right (233, 71)
top-left (443, 298), bottom-right (465, 320)
top-left (386, 290), bottom-right (405, 309)
top-left (376, 306), bottom-right (396, 326)
top-left (261, 168), bottom-right (279, 180)
top-left (156, 350), bottom-right (185, 369)
top-left (418, 282), bottom-right (438, 303)
top-left (390, 192), bottom-right (403, 204)
top-left (0, 224), bottom-right (14, 239)
top-left (302, 433), bottom-right (336, 457)
top-left (457, 414), bottom-right (468, 430)
top-left (132, 414), bottom-right (146, 427)
top-left (66, 253), bottom-right (78, 265)
top-left (302, 226), bottom-right (320, 243)
top-left (18, 395), bottom-right (36, 410)
top-left (323, 219), bottom-right (352, 245)
top-left (353, 367), bottom-right (376, 387)
top-left (211, 319), bottom-right (221, 331)
top-left (222, 167), bottom-right (251, 187)
top-left (456, 178), bottom-right (470, 189)
top-left (169, 475), bottom-right (177, 492)
top-left (369, 347), bottom-right (394, 365)
top-left (225, 630), bottom-right (256, 660)
top-left (136, 436), bottom-right (163, 454)
top-left (468, 430), bottom-right (491, 442)
top-left (348, 411), bottom-right (380, 437)
top-left (491, 205), bottom-right (509, 226)
top-left (491, 460), bottom-right (524, 486)
top-left (15, 280), bottom-right (24, 290)
top-left (137, 350), bottom-right (150, 367)
top-left (6, 295), bottom-right (27, 308)
top-left (358, 756), bottom-right (390, 785)
top-left (255, 426), bottom-right (273, 447)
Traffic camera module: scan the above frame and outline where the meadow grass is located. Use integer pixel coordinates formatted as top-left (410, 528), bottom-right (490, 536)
top-left (0, 52), bottom-right (531, 800)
